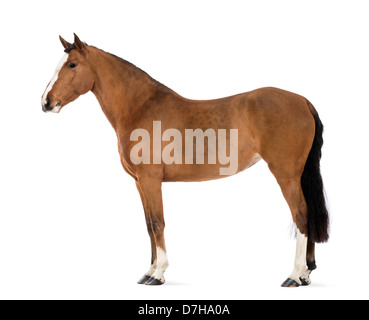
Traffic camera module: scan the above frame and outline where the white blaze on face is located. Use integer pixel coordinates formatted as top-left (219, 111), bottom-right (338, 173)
top-left (41, 53), bottom-right (69, 106)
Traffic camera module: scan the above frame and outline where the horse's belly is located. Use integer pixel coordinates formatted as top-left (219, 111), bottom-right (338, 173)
top-left (162, 153), bottom-right (261, 182)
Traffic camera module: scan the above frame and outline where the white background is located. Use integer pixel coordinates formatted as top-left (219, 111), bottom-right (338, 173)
top-left (0, 0), bottom-right (368, 300)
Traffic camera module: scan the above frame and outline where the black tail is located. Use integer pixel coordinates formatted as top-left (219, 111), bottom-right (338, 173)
top-left (301, 100), bottom-right (329, 243)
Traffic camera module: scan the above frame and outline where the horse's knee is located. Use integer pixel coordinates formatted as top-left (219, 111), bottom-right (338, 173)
top-left (146, 219), bottom-right (165, 232)
top-left (151, 220), bottom-right (165, 233)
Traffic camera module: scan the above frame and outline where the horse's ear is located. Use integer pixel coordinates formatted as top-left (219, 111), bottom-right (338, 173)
top-left (73, 33), bottom-right (87, 52)
top-left (59, 35), bottom-right (72, 49)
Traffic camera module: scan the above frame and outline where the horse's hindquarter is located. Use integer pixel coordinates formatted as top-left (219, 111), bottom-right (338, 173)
top-left (245, 87), bottom-right (316, 177)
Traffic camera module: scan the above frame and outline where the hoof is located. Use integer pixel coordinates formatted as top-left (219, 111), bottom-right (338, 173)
top-left (281, 278), bottom-right (300, 288)
top-left (146, 277), bottom-right (164, 286)
top-left (299, 277), bottom-right (311, 286)
top-left (137, 274), bottom-right (151, 284)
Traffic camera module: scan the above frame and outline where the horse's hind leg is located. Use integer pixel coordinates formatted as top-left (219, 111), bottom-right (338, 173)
top-left (300, 240), bottom-right (317, 286)
top-left (268, 169), bottom-right (309, 287)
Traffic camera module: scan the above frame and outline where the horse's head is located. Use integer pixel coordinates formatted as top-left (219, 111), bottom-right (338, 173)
top-left (41, 34), bottom-right (94, 113)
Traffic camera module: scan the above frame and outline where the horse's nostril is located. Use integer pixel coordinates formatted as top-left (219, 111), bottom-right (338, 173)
top-left (42, 97), bottom-right (53, 112)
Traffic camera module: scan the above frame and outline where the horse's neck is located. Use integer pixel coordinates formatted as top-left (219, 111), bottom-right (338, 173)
top-left (89, 47), bottom-right (174, 131)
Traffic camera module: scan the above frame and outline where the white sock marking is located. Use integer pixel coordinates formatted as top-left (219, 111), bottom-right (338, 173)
top-left (289, 229), bottom-right (308, 284)
top-left (151, 247), bottom-right (168, 282)
top-left (145, 260), bottom-right (157, 277)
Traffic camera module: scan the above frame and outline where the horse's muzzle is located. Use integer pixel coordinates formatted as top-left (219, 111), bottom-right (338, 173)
top-left (42, 98), bottom-right (61, 113)
top-left (42, 97), bottom-right (52, 112)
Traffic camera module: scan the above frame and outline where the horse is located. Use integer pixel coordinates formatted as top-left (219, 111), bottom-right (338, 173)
top-left (41, 34), bottom-right (329, 287)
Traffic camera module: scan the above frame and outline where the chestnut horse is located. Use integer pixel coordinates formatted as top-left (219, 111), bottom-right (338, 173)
top-left (41, 34), bottom-right (329, 287)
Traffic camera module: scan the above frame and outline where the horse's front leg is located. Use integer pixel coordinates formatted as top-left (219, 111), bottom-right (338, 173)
top-left (135, 178), bottom-right (168, 285)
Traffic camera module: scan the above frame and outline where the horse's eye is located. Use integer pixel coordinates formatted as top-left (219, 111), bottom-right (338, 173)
top-left (68, 63), bottom-right (77, 69)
